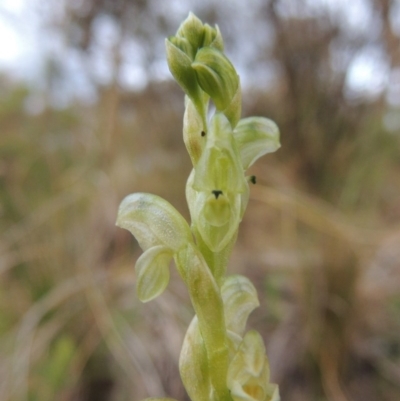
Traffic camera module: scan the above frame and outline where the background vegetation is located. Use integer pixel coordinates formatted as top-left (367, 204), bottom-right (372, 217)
top-left (1, 0), bottom-right (400, 400)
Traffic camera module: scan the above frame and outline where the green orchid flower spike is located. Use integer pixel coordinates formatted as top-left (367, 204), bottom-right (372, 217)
top-left (117, 12), bottom-right (281, 401)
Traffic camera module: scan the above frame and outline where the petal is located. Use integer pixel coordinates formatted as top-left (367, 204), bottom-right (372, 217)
top-left (221, 275), bottom-right (260, 336)
top-left (193, 113), bottom-right (246, 194)
top-left (233, 117), bottom-right (280, 169)
top-left (116, 193), bottom-right (192, 252)
top-left (135, 245), bottom-right (172, 302)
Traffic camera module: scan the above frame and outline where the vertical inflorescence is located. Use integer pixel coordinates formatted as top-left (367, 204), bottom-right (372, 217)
top-left (117, 12), bottom-right (281, 401)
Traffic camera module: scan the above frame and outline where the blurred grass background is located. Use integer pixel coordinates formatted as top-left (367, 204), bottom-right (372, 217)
top-left (1, 1), bottom-right (400, 400)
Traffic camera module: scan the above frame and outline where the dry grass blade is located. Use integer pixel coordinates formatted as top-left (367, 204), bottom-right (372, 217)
top-left (9, 273), bottom-right (105, 401)
top-left (250, 184), bottom-right (395, 246)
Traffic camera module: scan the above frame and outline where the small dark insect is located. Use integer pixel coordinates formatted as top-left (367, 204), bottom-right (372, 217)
top-left (201, 131), bottom-right (206, 137)
top-left (212, 190), bottom-right (223, 199)
top-left (250, 175), bottom-right (256, 184)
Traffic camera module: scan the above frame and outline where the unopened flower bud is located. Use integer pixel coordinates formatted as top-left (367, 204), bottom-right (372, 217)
top-left (192, 46), bottom-right (239, 111)
top-left (176, 12), bottom-right (205, 54)
top-left (165, 38), bottom-right (206, 124)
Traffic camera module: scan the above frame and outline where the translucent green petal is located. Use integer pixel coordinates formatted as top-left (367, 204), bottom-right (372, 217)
top-left (192, 47), bottom-right (239, 111)
top-left (179, 317), bottom-right (212, 401)
top-left (234, 117), bottom-right (280, 169)
top-left (194, 147), bottom-right (244, 194)
top-left (193, 113), bottom-right (246, 194)
top-left (116, 193), bottom-right (192, 252)
top-left (135, 245), bottom-right (172, 302)
top-left (221, 275), bottom-right (260, 336)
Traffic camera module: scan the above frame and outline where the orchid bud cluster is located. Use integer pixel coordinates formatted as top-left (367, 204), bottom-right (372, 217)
top-left (116, 12), bottom-right (280, 401)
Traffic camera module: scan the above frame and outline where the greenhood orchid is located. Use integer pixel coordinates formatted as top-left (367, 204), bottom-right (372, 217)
top-left (117, 12), bottom-right (281, 401)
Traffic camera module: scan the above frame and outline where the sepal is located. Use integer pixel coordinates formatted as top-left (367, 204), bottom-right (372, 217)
top-left (234, 117), bottom-right (280, 169)
top-left (135, 245), bottom-right (172, 302)
top-left (116, 193), bottom-right (192, 252)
